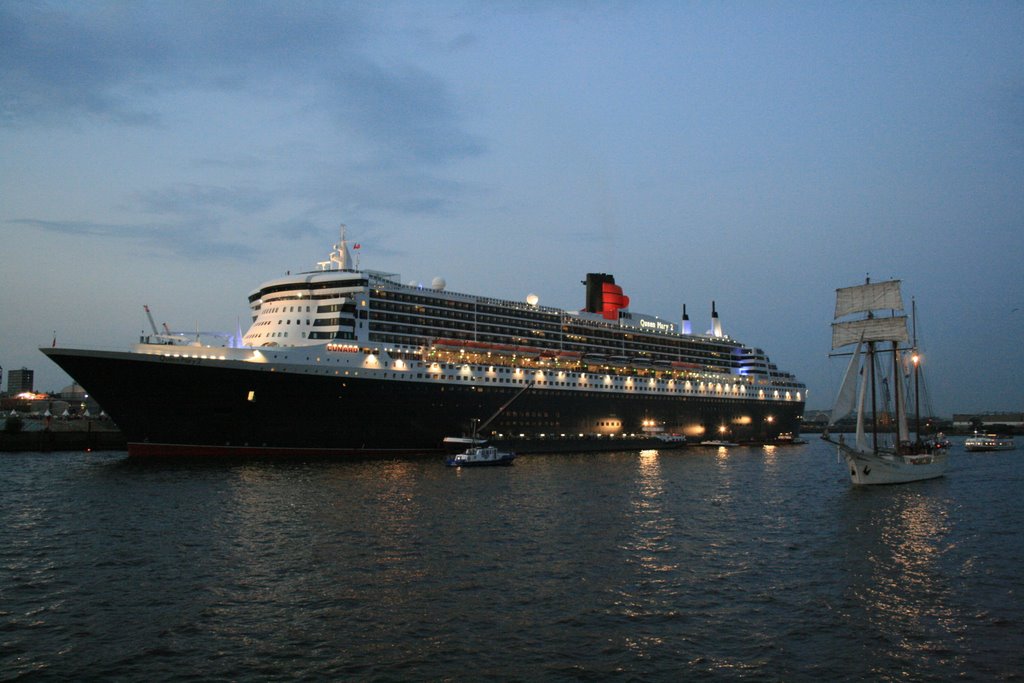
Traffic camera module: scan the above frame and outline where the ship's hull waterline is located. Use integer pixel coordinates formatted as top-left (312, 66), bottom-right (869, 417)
top-left (42, 346), bottom-right (803, 458)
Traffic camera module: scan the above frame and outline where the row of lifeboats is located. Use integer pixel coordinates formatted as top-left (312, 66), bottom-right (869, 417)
top-left (431, 338), bottom-right (582, 360)
top-left (430, 338), bottom-right (706, 370)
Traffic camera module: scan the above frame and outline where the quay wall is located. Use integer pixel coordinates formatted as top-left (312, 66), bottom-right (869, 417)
top-left (1, 430), bottom-right (126, 452)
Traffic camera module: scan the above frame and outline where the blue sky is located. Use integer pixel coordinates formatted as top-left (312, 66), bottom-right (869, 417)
top-left (1, 1), bottom-right (1022, 415)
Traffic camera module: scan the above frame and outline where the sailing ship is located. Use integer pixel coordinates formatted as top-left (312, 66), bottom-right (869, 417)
top-left (822, 279), bottom-right (948, 485)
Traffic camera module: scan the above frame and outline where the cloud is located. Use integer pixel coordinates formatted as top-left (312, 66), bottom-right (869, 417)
top-left (135, 184), bottom-right (274, 217)
top-left (290, 162), bottom-right (480, 222)
top-left (274, 219), bottom-right (326, 241)
top-left (325, 61), bottom-right (485, 164)
top-left (0, 3), bottom-right (485, 164)
top-left (0, 4), bottom-right (167, 125)
top-left (8, 218), bottom-right (259, 261)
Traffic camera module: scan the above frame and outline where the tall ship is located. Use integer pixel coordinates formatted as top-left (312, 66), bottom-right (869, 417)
top-left (42, 227), bottom-right (805, 457)
top-left (821, 278), bottom-right (948, 484)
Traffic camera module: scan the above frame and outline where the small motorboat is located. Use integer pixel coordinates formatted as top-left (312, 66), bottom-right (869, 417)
top-left (445, 445), bottom-right (515, 467)
top-left (654, 433), bottom-right (687, 446)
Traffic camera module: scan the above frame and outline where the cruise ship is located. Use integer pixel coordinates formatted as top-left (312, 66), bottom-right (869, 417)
top-left (42, 227), bottom-right (805, 457)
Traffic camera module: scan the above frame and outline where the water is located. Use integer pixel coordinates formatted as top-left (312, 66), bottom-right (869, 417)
top-left (2, 439), bottom-right (1021, 681)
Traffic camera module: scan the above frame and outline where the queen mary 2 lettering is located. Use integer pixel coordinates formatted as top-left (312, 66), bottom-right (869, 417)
top-left (41, 226), bottom-right (805, 457)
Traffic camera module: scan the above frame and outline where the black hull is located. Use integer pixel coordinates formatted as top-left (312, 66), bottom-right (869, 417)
top-left (42, 348), bottom-right (804, 458)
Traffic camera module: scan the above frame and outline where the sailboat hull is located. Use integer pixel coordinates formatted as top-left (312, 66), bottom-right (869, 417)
top-left (836, 441), bottom-right (948, 485)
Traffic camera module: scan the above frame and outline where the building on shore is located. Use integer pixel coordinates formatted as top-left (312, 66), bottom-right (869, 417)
top-left (801, 410), bottom-right (831, 429)
top-left (1, 382), bottom-right (107, 419)
top-left (6, 367), bottom-right (33, 395)
top-left (801, 409), bottom-right (952, 434)
top-left (952, 412), bottom-right (1023, 433)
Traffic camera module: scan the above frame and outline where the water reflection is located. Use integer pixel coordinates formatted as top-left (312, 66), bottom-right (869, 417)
top-left (636, 449), bottom-right (662, 498)
top-left (838, 484), bottom-right (964, 676)
top-left (635, 450), bottom-right (668, 541)
top-left (607, 449), bottom-right (684, 659)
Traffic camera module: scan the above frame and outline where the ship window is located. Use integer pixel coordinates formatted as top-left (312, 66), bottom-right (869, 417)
top-left (247, 390), bottom-right (255, 402)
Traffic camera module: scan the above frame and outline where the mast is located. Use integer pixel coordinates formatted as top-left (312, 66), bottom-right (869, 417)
top-left (318, 223), bottom-right (353, 271)
top-left (892, 339), bottom-right (902, 448)
top-left (912, 297), bottom-right (921, 444)
top-left (866, 278), bottom-right (878, 454)
top-left (869, 340), bottom-right (878, 453)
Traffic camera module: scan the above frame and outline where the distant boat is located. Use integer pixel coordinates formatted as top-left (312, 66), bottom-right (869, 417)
top-left (821, 279), bottom-right (948, 485)
top-left (964, 434), bottom-right (1015, 452)
top-left (445, 445), bottom-right (515, 467)
top-left (654, 433), bottom-right (687, 446)
top-left (699, 439), bottom-right (738, 447)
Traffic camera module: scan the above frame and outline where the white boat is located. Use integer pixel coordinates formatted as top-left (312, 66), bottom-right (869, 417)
top-left (445, 445), bottom-right (515, 467)
top-left (699, 440), bottom-right (738, 447)
top-left (654, 433), bottom-right (687, 445)
top-left (964, 434), bottom-right (1015, 452)
top-left (822, 279), bottom-right (948, 485)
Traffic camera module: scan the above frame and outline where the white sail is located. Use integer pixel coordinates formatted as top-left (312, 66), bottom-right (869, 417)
top-left (896, 351), bottom-right (911, 443)
top-left (829, 340), bottom-right (863, 425)
top-left (897, 368), bottom-right (910, 444)
top-left (835, 280), bottom-right (904, 318)
top-left (832, 316), bottom-right (908, 349)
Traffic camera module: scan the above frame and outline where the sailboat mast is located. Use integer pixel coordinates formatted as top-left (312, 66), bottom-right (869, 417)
top-left (892, 339), bottom-right (902, 449)
top-left (912, 297), bottom-right (921, 443)
top-left (868, 339), bottom-right (876, 454)
top-left (866, 277), bottom-right (879, 454)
